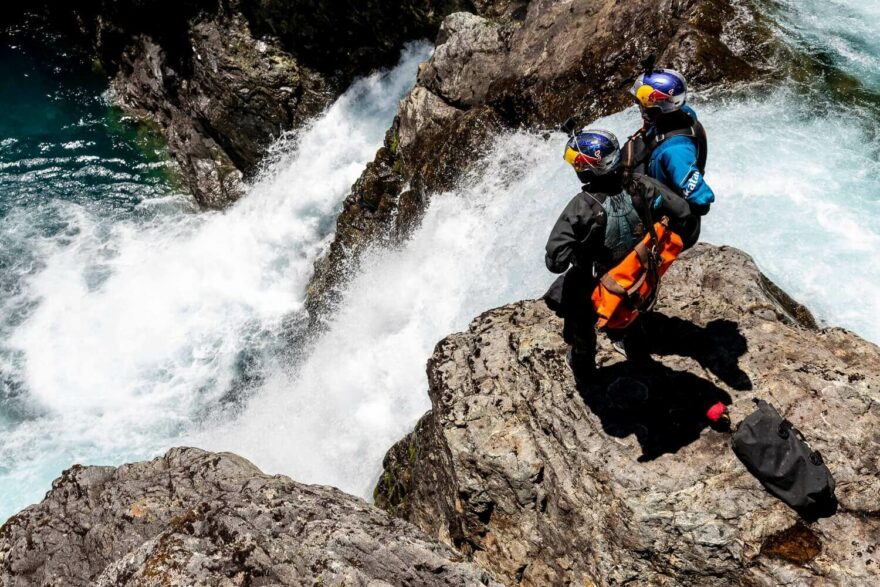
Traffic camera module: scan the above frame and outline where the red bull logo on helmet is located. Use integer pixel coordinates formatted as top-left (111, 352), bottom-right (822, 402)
top-left (648, 88), bottom-right (672, 103)
top-left (636, 83), bottom-right (674, 107)
top-left (564, 144), bottom-right (604, 170)
top-left (574, 150), bottom-right (602, 169)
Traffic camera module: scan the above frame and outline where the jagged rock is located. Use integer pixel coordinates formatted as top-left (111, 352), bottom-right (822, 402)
top-left (5, 0), bottom-right (475, 208)
top-left (375, 244), bottom-right (880, 586)
top-left (0, 447), bottom-right (501, 586)
top-left (308, 0), bottom-right (776, 320)
top-left (420, 12), bottom-right (509, 108)
top-left (110, 13), bottom-right (332, 208)
top-left (398, 87), bottom-right (464, 151)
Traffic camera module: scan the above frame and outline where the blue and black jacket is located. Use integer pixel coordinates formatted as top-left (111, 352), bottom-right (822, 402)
top-left (646, 105), bottom-right (713, 210)
top-left (624, 105), bottom-right (713, 216)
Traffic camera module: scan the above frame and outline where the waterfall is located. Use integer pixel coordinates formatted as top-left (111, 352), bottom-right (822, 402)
top-left (1, 0), bottom-right (878, 522)
top-left (0, 42), bottom-right (430, 520)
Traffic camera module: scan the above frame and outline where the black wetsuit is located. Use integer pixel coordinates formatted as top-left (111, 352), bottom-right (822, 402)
top-left (543, 172), bottom-right (693, 372)
top-left (544, 173), bottom-right (644, 371)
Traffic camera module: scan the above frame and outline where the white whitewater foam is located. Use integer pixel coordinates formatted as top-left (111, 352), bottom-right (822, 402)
top-left (0, 43), bottom-right (430, 520)
top-left (3, 0), bottom-right (880, 525)
top-left (698, 91), bottom-right (880, 339)
top-left (191, 130), bottom-right (581, 494)
top-left (194, 84), bottom-right (880, 498)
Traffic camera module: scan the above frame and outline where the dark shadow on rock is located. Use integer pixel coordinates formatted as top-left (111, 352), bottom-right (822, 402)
top-left (796, 496), bottom-right (839, 522)
top-left (577, 359), bottom-right (732, 462)
top-left (640, 314), bottom-right (753, 391)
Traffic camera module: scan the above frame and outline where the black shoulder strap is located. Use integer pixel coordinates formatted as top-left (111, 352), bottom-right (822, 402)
top-left (650, 126), bottom-right (695, 146)
top-left (622, 132), bottom-right (650, 176)
top-left (694, 120), bottom-right (707, 175)
top-left (643, 193), bottom-right (658, 245)
top-left (649, 121), bottom-right (708, 175)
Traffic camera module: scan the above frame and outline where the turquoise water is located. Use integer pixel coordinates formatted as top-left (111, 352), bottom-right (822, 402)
top-left (0, 32), bottom-right (176, 210)
top-left (0, 28), bottom-right (184, 516)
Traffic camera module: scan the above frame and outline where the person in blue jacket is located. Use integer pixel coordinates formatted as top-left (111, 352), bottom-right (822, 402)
top-left (622, 63), bottom-right (713, 248)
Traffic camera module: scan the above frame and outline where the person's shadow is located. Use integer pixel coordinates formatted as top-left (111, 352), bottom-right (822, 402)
top-left (640, 314), bottom-right (753, 392)
top-left (576, 314), bottom-right (752, 461)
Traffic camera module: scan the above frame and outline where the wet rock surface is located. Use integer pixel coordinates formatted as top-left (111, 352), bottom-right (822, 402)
top-left (110, 12), bottom-right (333, 208)
top-left (0, 447), bottom-right (500, 586)
top-left (307, 0), bottom-right (776, 316)
top-left (375, 244), bottom-right (880, 586)
top-left (4, 0), bottom-right (474, 208)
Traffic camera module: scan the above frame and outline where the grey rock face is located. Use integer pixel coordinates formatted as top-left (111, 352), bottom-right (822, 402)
top-left (111, 13), bottom-right (333, 209)
top-left (0, 447), bottom-right (500, 586)
top-left (308, 0), bottom-right (775, 320)
top-left (376, 244), bottom-right (880, 586)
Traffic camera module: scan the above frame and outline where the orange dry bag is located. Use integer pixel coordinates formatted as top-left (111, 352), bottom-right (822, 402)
top-left (591, 218), bottom-right (684, 330)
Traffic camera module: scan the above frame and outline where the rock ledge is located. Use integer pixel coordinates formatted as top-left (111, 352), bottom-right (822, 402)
top-left (376, 244), bottom-right (880, 586)
top-left (0, 447), bottom-right (499, 586)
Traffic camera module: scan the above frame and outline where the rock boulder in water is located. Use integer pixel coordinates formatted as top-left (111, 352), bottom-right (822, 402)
top-left (0, 448), bottom-right (499, 586)
top-left (375, 244), bottom-right (880, 586)
top-left (110, 13), bottom-right (333, 209)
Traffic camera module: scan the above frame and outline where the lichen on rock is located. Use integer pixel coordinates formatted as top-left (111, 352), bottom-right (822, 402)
top-left (375, 244), bottom-right (880, 586)
top-left (0, 448), bottom-right (501, 586)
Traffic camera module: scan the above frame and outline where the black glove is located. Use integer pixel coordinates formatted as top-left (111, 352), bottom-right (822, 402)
top-left (627, 173), bottom-right (691, 221)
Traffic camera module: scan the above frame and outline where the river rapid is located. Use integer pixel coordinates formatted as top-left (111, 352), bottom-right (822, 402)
top-left (1, 2), bottom-right (878, 520)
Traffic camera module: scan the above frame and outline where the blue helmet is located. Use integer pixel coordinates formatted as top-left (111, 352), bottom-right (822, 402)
top-left (630, 68), bottom-right (688, 114)
top-left (563, 129), bottom-right (620, 178)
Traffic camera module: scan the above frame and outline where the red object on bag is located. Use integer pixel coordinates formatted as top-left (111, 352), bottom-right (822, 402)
top-left (706, 402), bottom-right (728, 422)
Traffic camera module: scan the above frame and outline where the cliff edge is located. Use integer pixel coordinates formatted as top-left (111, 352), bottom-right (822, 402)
top-left (375, 244), bottom-right (880, 586)
top-left (0, 447), bottom-right (498, 586)
top-left (2, 245), bottom-right (877, 586)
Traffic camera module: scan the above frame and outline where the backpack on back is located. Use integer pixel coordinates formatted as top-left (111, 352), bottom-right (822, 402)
top-left (732, 399), bottom-right (836, 518)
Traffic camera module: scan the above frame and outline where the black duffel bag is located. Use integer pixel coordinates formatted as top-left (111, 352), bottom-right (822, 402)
top-left (732, 399), bottom-right (836, 518)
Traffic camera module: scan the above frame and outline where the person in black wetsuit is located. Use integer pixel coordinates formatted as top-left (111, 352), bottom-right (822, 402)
top-left (544, 128), bottom-right (693, 380)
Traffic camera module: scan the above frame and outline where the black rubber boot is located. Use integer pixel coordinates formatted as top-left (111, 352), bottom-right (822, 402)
top-left (566, 347), bottom-right (596, 386)
top-left (608, 320), bottom-right (651, 363)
